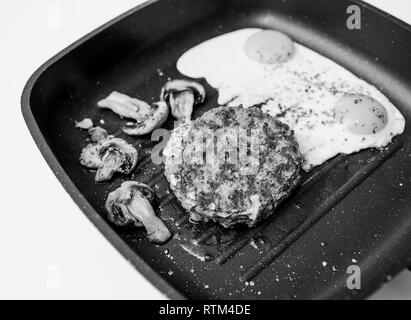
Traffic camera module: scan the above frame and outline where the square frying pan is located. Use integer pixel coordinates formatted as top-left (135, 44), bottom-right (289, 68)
top-left (21, 0), bottom-right (411, 299)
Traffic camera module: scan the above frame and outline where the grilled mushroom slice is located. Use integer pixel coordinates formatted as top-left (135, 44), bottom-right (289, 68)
top-left (160, 79), bottom-right (206, 121)
top-left (95, 138), bottom-right (138, 182)
top-left (88, 126), bottom-right (109, 143)
top-left (105, 181), bottom-right (171, 244)
top-left (97, 91), bottom-right (169, 136)
top-left (97, 91), bottom-right (152, 121)
top-left (80, 143), bottom-right (102, 169)
top-left (122, 101), bottom-right (169, 136)
top-left (80, 127), bottom-right (110, 168)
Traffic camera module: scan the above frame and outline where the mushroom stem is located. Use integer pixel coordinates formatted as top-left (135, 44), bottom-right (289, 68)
top-left (169, 90), bottom-right (195, 121)
top-left (128, 195), bottom-right (171, 244)
top-left (160, 79), bottom-right (206, 121)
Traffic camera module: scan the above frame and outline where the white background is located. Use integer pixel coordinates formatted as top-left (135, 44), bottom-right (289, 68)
top-left (0, 0), bottom-right (410, 300)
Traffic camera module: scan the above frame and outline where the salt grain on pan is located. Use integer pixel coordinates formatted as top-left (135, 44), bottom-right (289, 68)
top-left (322, 261), bottom-right (328, 267)
top-left (352, 259), bottom-right (357, 263)
top-left (204, 285), bottom-right (209, 289)
top-left (250, 281), bottom-right (255, 286)
top-left (190, 269), bottom-right (195, 273)
top-left (168, 271), bottom-right (174, 276)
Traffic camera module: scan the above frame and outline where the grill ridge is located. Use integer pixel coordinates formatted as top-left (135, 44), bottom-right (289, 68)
top-left (240, 140), bottom-right (403, 282)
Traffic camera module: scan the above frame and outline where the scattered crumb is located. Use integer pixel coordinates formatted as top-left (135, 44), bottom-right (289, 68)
top-left (257, 291), bottom-right (261, 295)
top-left (190, 269), bottom-right (195, 273)
top-left (399, 183), bottom-right (403, 187)
top-left (250, 281), bottom-right (255, 286)
top-left (168, 270), bottom-right (174, 276)
top-left (204, 284), bottom-right (209, 289)
top-left (75, 118), bottom-right (93, 130)
top-left (351, 259), bottom-right (357, 263)
top-left (99, 119), bottom-right (105, 124)
top-left (322, 261), bottom-right (327, 267)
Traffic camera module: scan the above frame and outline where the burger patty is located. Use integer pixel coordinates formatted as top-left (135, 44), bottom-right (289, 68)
top-left (163, 106), bottom-right (303, 227)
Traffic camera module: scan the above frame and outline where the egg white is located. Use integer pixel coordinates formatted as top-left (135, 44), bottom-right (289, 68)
top-left (177, 28), bottom-right (405, 171)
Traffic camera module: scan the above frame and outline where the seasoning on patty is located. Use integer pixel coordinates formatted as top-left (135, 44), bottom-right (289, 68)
top-left (163, 106), bottom-right (303, 228)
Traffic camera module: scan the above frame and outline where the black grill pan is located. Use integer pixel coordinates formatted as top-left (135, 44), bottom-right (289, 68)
top-left (22, 0), bottom-right (411, 299)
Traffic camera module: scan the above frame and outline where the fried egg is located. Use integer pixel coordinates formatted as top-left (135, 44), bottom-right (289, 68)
top-left (177, 28), bottom-right (405, 171)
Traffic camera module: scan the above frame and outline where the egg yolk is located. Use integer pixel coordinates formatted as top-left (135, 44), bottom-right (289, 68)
top-left (244, 30), bottom-right (295, 64)
top-left (334, 94), bottom-right (388, 135)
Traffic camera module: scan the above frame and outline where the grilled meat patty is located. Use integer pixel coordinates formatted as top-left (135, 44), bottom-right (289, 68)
top-left (164, 106), bottom-right (302, 227)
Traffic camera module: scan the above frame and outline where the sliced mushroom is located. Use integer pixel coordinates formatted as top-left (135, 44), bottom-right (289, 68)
top-left (122, 101), bottom-right (169, 136)
top-left (97, 91), bottom-right (169, 136)
top-left (105, 181), bottom-right (171, 244)
top-left (95, 138), bottom-right (138, 182)
top-left (160, 79), bottom-right (206, 121)
top-left (88, 126), bottom-right (109, 143)
top-left (80, 143), bottom-right (102, 169)
top-left (97, 91), bottom-right (152, 121)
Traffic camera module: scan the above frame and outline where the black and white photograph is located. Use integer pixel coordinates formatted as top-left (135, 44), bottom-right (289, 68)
top-left (2, 0), bottom-right (411, 304)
